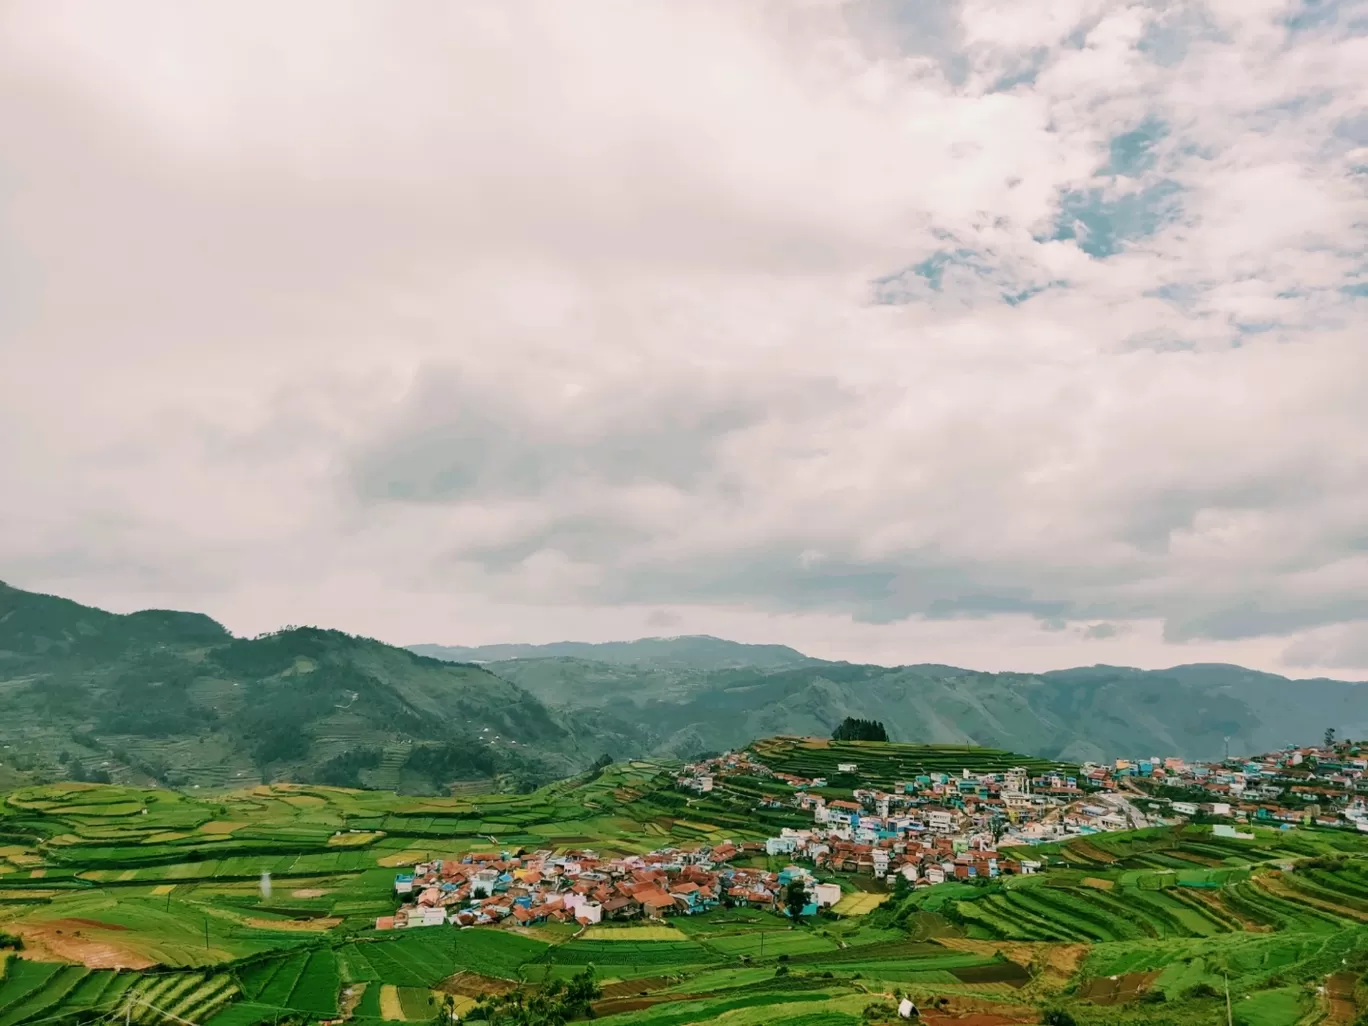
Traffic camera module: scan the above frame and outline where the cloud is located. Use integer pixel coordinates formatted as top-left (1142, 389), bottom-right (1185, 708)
top-left (1283, 622), bottom-right (1368, 669)
top-left (1, 0), bottom-right (1367, 672)
top-left (1082, 622), bottom-right (1124, 640)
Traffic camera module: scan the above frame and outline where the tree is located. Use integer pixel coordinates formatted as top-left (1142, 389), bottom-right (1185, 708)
top-left (1325, 727), bottom-right (1336, 749)
top-left (433, 995), bottom-right (458, 1026)
top-left (832, 718), bottom-right (888, 743)
top-left (470, 967), bottom-right (599, 1025)
top-left (990, 814), bottom-right (1008, 845)
top-left (785, 879), bottom-right (808, 921)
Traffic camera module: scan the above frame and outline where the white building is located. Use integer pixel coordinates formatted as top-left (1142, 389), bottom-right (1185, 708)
top-left (837, 762), bottom-right (858, 774)
top-left (563, 893), bottom-right (603, 923)
top-left (766, 836), bottom-right (799, 856)
top-left (471, 868), bottom-right (500, 898)
top-left (926, 809), bottom-right (958, 833)
top-left (813, 882), bottom-right (843, 908)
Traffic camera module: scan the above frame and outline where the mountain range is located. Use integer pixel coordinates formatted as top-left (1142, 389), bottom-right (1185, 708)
top-left (425, 639), bottom-right (1368, 765)
top-left (1, 579), bottom-right (1364, 793)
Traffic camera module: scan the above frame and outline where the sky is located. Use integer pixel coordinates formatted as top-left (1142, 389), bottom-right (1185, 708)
top-left (2, 0), bottom-right (1367, 676)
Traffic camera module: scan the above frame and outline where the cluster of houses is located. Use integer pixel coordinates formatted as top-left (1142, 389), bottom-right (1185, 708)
top-left (377, 843), bottom-right (843, 931)
top-left (765, 828), bottom-right (1041, 884)
top-left (681, 739), bottom-right (1368, 847)
top-left (377, 740), bottom-right (1368, 933)
top-left (679, 754), bottom-right (1143, 848)
top-left (1079, 740), bottom-right (1368, 831)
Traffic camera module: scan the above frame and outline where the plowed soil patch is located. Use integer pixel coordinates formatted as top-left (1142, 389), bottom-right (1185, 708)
top-left (11, 923), bottom-right (153, 969)
top-left (936, 937), bottom-right (1085, 985)
top-left (1067, 841), bottom-right (1118, 864)
top-left (594, 997), bottom-right (673, 1015)
top-left (1326, 972), bottom-right (1357, 1024)
top-left (1169, 850), bottom-right (1224, 867)
top-left (599, 977), bottom-right (671, 999)
top-left (1258, 873), bottom-right (1368, 922)
top-left (49, 918), bottom-right (129, 931)
top-left (1079, 971), bottom-right (1160, 1005)
top-left (436, 972), bottom-right (519, 999)
top-left (952, 962), bottom-right (1031, 987)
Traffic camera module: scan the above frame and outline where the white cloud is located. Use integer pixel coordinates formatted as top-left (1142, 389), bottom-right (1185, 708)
top-left (1, 0), bottom-right (1367, 674)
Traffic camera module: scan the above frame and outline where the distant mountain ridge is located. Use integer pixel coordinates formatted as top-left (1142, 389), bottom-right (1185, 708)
top-left (2, 579), bottom-right (1365, 791)
top-left (408, 635), bottom-right (815, 670)
top-left (415, 641), bottom-right (1368, 765)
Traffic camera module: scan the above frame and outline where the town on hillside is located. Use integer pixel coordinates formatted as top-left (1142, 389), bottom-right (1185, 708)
top-left (380, 734), bottom-right (1368, 931)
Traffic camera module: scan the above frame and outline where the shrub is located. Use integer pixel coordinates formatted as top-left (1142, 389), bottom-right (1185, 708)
top-left (1184, 982), bottom-right (1220, 1000)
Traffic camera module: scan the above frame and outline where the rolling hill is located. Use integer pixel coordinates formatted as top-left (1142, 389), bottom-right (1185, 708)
top-left (0, 581), bottom-right (621, 792)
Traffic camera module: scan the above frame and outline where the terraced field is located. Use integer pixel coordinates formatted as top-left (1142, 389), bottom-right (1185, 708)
top-left (2, 772), bottom-right (1368, 1025)
top-left (749, 737), bottom-right (1074, 787)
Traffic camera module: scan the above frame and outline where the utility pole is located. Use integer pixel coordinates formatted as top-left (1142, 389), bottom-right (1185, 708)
top-left (204, 919), bottom-right (210, 951)
top-left (1224, 972), bottom-right (1233, 1026)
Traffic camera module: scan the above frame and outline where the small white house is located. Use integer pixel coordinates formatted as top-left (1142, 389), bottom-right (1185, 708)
top-left (837, 762), bottom-right (858, 774)
top-left (471, 868), bottom-right (500, 898)
top-left (812, 882), bottom-right (843, 908)
top-left (897, 998), bottom-right (918, 1019)
top-left (564, 893), bottom-right (603, 923)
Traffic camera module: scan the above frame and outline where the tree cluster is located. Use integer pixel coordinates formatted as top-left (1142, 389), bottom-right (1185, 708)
top-left (831, 717), bottom-right (888, 742)
top-left (466, 967), bottom-right (601, 1025)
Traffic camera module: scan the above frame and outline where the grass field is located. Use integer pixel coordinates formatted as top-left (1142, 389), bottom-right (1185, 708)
top-left (830, 892), bottom-right (887, 916)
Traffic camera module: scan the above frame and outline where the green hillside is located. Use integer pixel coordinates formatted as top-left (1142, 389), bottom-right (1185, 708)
top-left (0, 582), bottom-right (612, 792)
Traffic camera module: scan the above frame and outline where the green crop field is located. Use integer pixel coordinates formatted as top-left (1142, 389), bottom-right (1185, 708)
top-left (749, 737), bottom-right (1077, 787)
top-left (0, 773), bottom-right (1365, 1026)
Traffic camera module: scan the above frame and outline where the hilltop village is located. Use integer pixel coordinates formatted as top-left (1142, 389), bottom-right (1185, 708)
top-left (380, 736), bottom-right (1368, 931)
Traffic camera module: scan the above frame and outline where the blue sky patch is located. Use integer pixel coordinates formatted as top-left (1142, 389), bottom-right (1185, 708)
top-left (1050, 180), bottom-right (1183, 258)
top-left (1106, 119), bottom-right (1169, 176)
top-left (1284, 0), bottom-right (1353, 33)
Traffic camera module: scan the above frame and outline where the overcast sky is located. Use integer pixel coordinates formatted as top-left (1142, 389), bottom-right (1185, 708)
top-left (3, 0), bottom-right (1367, 676)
